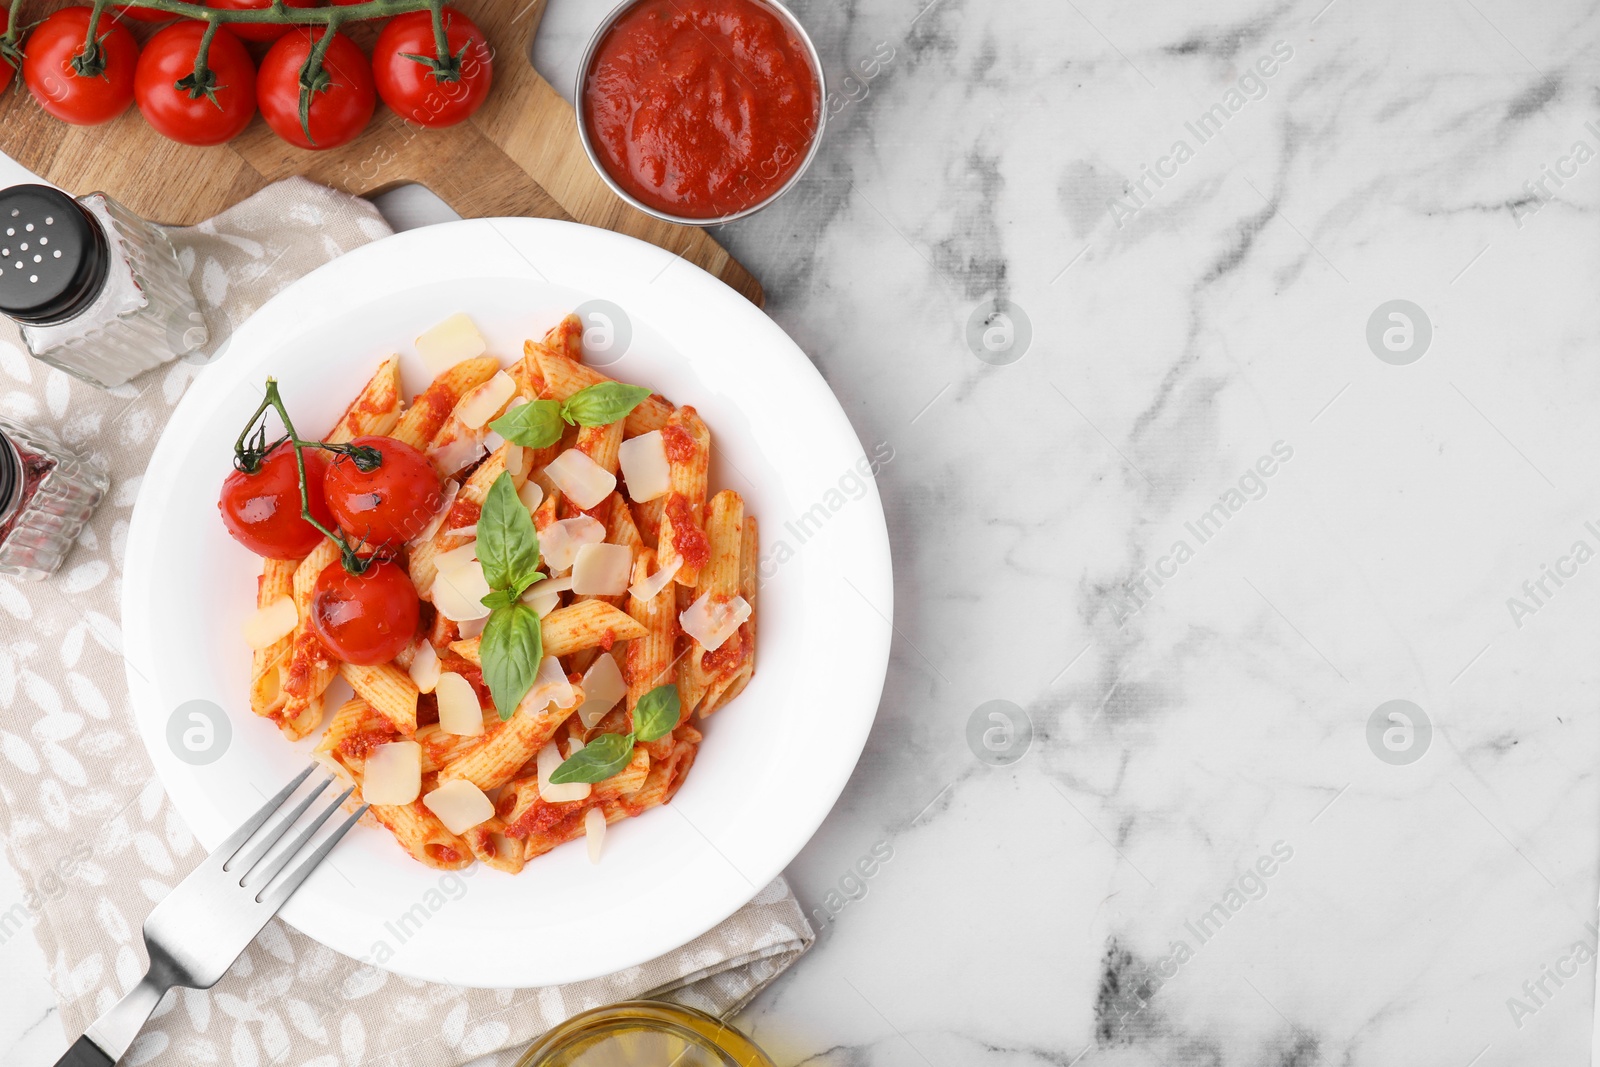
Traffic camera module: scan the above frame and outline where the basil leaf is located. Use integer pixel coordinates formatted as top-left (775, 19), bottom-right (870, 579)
top-left (479, 604), bottom-right (543, 721)
top-left (490, 399), bottom-right (564, 448)
top-left (631, 684), bottom-right (681, 743)
top-left (549, 732), bottom-right (635, 784)
top-left (477, 472), bottom-right (540, 593)
top-left (480, 588), bottom-right (517, 611)
top-left (561, 382), bottom-right (653, 427)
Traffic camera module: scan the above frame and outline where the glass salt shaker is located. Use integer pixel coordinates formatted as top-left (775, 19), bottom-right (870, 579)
top-left (0, 416), bottom-right (107, 580)
top-left (0, 183), bottom-right (208, 389)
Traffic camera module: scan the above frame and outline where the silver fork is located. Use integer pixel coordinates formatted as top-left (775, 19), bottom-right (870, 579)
top-left (53, 766), bottom-right (368, 1067)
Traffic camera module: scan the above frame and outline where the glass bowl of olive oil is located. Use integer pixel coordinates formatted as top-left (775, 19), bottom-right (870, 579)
top-left (515, 1002), bottom-right (774, 1067)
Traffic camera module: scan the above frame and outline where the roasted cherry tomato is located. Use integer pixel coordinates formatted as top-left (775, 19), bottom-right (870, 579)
top-left (204, 0), bottom-right (319, 42)
top-left (258, 28), bottom-right (375, 149)
top-left (22, 7), bottom-right (139, 126)
top-left (135, 22), bottom-right (256, 146)
top-left (372, 7), bottom-right (492, 128)
top-left (112, 5), bottom-right (173, 22)
top-left (310, 558), bottom-right (420, 665)
top-left (322, 436), bottom-right (444, 547)
top-left (218, 441), bottom-right (335, 559)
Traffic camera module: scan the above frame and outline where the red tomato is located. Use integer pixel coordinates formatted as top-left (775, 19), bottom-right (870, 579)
top-left (113, 5), bottom-right (173, 22)
top-left (372, 8), bottom-right (491, 128)
top-left (135, 22), bottom-right (255, 146)
top-left (205, 0), bottom-right (319, 43)
top-left (218, 441), bottom-right (335, 559)
top-left (323, 436), bottom-right (444, 547)
top-left (22, 7), bottom-right (140, 126)
top-left (257, 28), bottom-right (374, 149)
top-left (310, 559), bottom-right (420, 665)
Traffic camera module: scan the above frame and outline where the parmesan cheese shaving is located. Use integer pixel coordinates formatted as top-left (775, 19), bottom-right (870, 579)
top-left (538, 515), bottom-right (606, 573)
top-left (572, 543), bottom-right (632, 596)
top-left (455, 371), bottom-right (516, 430)
top-left (410, 478), bottom-right (459, 545)
top-left (584, 807), bottom-right (607, 864)
top-left (543, 449), bottom-right (616, 510)
top-left (579, 652), bottom-right (627, 728)
top-left (415, 313), bottom-right (485, 376)
top-left (422, 779), bottom-right (494, 834)
top-left (433, 539), bottom-right (478, 573)
top-left (536, 741), bottom-right (591, 803)
top-left (408, 640), bottom-right (440, 693)
top-left (617, 431), bottom-right (671, 502)
top-left (520, 573), bottom-right (572, 618)
top-left (518, 654), bottom-right (577, 712)
top-left (627, 558), bottom-right (681, 603)
top-left (431, 559), bottom-right (491, 621)
top-left (428, 434), bottom-right (487, 477)
top-left (242, 595), bottom-right (297, 649)
top-left (363, 741), bottom-right (421, 805)
top-left (436, 672), bottom-right (484, 736)
top-left (679, 591), bottom-right (751, 652)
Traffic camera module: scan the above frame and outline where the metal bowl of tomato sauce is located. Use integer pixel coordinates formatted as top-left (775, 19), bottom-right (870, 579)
top-left (575, 0), bottom-right (827, 226)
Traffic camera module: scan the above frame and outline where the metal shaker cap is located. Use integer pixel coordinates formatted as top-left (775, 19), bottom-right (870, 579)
top-left (0, 184), bottom-right (110, 327)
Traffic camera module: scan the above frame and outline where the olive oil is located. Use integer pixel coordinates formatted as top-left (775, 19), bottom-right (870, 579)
top-left (516, 1002), bottom-right (774, 1067)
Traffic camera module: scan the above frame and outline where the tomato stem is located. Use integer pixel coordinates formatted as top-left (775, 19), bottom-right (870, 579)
top-left (59, 0), bottom-right (438, 25)
top-left (177, 18), bottom-right (222, 102)
top-left (73, 0), bottom-right (112, 79)
top-left (242, 378), bottom-right (381, 576)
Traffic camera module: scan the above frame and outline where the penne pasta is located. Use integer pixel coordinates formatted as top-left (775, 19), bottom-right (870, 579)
top-left (325, 356), bottom-right (403, 443)
top-left (234, 310), bottom-right (758, 872)
top-left (656, 407), bottom-right (712, 587)
top-left (249, 558), bottom-right (297, 718)
top-left (681, 491), bottom-right (744, 715)
top-left (533, 347), bottom-right (672, 436)
top-left (436, 701), bottom-right (575, 792)
top-left (370, 798), bottom-right (474, 870)
top-left (340, 661), bottom-right (420, 736)
top-left (277, 539), bottom-right (341, 741)
top-left (449, 600), bottom-right (648, 665)
top-left (389, 356), bottom-right (500, 451)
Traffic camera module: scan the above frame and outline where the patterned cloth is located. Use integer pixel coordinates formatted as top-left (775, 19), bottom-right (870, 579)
top-left (0, 178), bottom-right (812, 1067)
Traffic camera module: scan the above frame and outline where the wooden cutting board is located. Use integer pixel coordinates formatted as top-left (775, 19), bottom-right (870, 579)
top-left (0, 0), bottom-right (764, 305)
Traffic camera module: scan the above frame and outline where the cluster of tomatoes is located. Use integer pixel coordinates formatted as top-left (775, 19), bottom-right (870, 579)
top-left (0, 2), bottom-right (492, 149)
top-left (221, 436), bottom-right (445, 664)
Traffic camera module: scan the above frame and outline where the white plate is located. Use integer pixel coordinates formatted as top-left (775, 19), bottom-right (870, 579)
top-left (122, 218), bottom-right (892, 988)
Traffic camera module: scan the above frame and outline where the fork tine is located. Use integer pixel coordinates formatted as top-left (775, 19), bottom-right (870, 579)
top-left (212, 764), bottom-right (316, 870)
top-left (226, 776), bottom-right (331, 878)
top-left (245, 785), bottom-right (355, 893)
top-left (256, 803), bottom-right (370, 911)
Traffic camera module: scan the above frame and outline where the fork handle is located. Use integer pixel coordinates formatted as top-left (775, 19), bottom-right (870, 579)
top-left (52, 1036), bottom-right (114, 1067)
top-left (67, 974), bottom-right (166, 1066)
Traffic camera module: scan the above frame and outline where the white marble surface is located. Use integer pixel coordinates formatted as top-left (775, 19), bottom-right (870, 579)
top-left (8, 0), bottom-right (1600, 1064)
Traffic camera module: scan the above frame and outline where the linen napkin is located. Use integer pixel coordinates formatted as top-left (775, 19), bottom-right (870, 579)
top-left (0, 177), bottom-right (813, 1067)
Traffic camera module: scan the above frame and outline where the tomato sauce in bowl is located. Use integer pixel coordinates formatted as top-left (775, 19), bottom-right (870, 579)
top-left (579, 0), bottom-right (824, 222)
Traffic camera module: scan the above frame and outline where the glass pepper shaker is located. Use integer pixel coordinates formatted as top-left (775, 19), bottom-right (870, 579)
top-left (0, 184), bottom-right (208, 390)
top-left (0, 416), bottom-right (107, 580)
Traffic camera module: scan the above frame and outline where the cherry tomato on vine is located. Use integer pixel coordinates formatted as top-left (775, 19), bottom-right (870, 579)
top-left (22, 7), bottom-right (140, 126)
top-left (204, 0), bottom-right (319, 44)
top-left (135, 22), bottom-right (256, 146)
top-left (218, 441), bottom-right (335, 559)
top-left (258, 28), bottom-right (374, 149)
top-left (310, 558), bottom-right (420, 665)
top-left (372, 7), bottom-right (492, 128)
top-left (112, 5), bottom-right (172, 22)
top-left (322, 436), bottom-right (444, 547)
